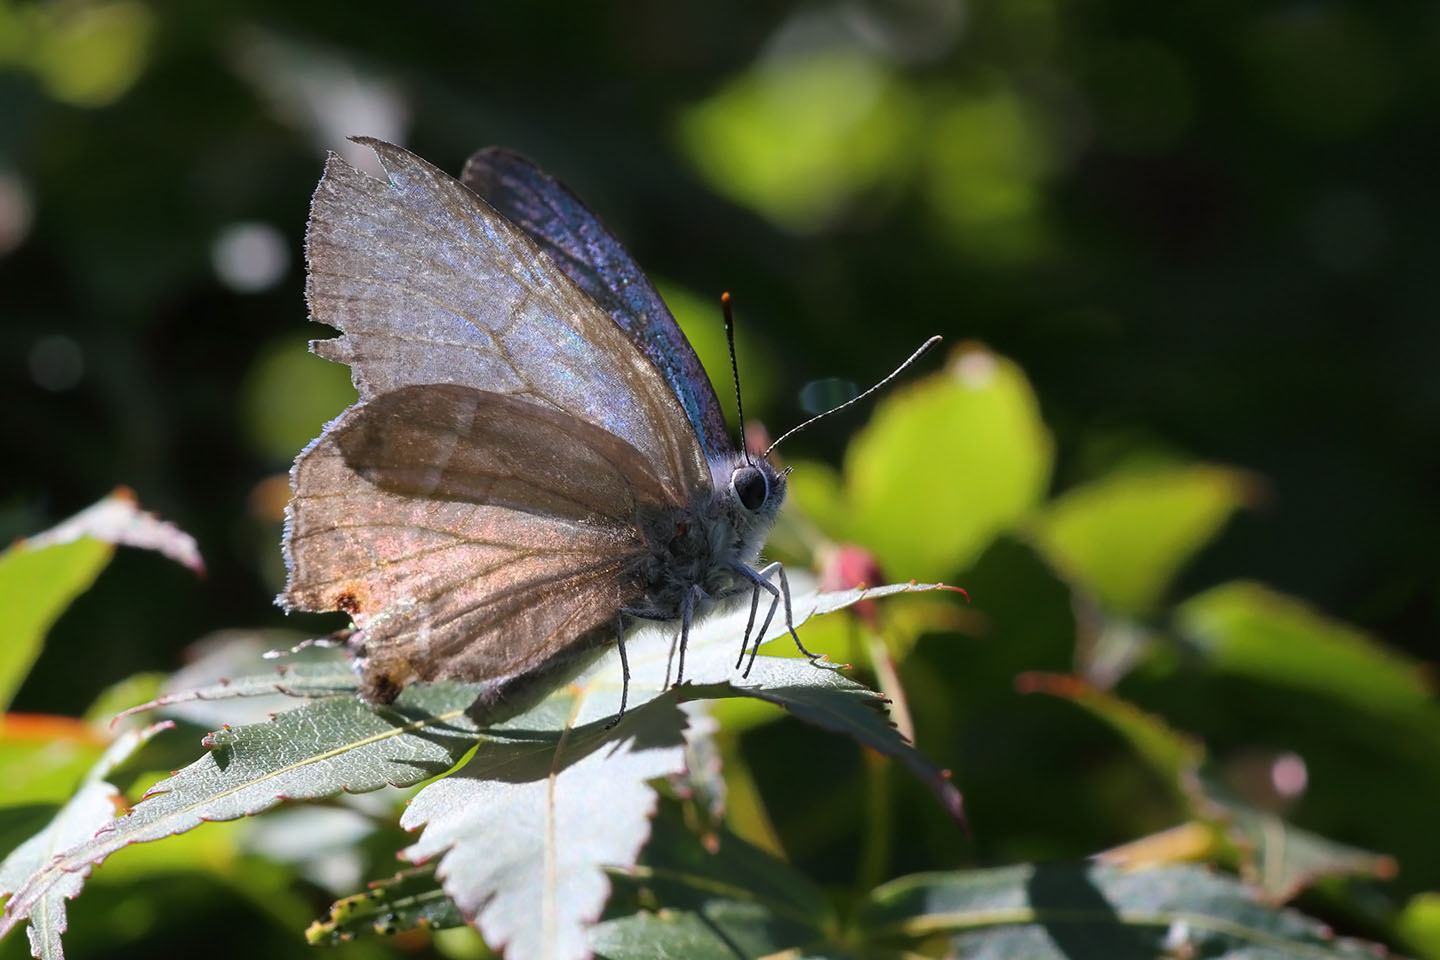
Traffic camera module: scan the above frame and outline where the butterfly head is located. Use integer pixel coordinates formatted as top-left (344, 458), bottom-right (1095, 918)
top-left (731, 462), bottom-right (771, 511)
top-left (726, 455), bottom-right (786, 544)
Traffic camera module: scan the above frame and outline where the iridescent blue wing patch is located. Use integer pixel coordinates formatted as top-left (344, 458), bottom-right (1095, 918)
top-left (461, 147), bottom-right (734, 463)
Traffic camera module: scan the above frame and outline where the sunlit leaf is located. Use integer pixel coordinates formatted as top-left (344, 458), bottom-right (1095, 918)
top-left (2, 581), bottom-right (951, 958)
top-left (25, 1), bottom-right (155, 108)
top-left (21, 488), bottom-right (203, 575)
top-left (859, 862), bottom-right (1382, 957)
top-left (1035, 464), bottom-right (1254, 614)
top-left (1176, 581), bottom-right (1435, 726)
top-left (925, 85), bottom-right (1054, 263)
top-left (1397, 892), bottom-right (1440, 960)
top-left (677, 49), bottom-right (918, 231)
top-left (400, 697), bottom-right (688, 960)
top-left (0, 685), bottom-right (483, 947)
top-left (0, 489), bottom-right (203, 711)
top-left (0, 724), bottom-right (167, 960)
top-left (840, 344), bottom-right (1053, 581)
top-left (0, 541), bottom-right (109, 713)
top-left (0, 716), bottom-right (107, 809)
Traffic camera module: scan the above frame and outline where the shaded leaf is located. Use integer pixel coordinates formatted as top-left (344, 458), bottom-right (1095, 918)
top-left (859, 862), bottom-right (1382, 958)
top-left (1017, 672), bottom-right (1203, 793)
top-left (1161, 580), bottom-right (1440, 891)
top-left (593, 805), bottom-right (833, 959)
top-left (307, 864), bottom-right (464, 944)
top-left (1023, 673), bottom-right (1397, 901)
top-left (1191, 775), bottom-right (1397, 903)
top-left (1035, 464), bottom-right (1255, 615)
top-left (690, 660), bottom-right (964, 825)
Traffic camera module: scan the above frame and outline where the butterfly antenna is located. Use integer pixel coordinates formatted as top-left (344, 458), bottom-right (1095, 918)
top-left (721, 292), bottom-right (752, 464)
top-left (764, 335), bottom-right (943, 457)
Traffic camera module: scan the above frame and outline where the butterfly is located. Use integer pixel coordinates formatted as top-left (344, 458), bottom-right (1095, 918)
top-left (280, 137), bottom-right (934, 719)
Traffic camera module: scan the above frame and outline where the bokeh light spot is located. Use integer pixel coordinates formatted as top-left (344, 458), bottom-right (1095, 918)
top-left (1303, 187), bottom-right (1391, 275)
top-left (212, 222), bottom-right (290, 293)
top-left (0, 169), bottom-right (34, 256)
top-left (30, 1), bottom-right (156, 108)
top-left (241, 335), bottom-right (358, 464)
top-left (925, 86), bottom-right (1053, 263)
top-left (28, 334), bottom-right (84, 392)
top-left (678, 49), bottom-right (918, 232)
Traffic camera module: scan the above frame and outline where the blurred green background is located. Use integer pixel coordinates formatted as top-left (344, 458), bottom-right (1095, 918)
top-left (2, 0), bottom-right (1437, 957)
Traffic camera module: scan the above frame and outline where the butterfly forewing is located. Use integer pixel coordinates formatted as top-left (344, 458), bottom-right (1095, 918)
top-left (285, 138), bottom-right (718, 700)
top-left (304, 137), bottom-right (708, 496)
top-left (460, 147), bottom-right (735, 464)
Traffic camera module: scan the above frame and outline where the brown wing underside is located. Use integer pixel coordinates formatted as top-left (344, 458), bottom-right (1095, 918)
top-left (282, 385), bottom-right (674, 701)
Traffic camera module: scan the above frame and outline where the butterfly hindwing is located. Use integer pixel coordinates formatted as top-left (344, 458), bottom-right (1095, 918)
top-left (283, 385), bottom-right (665, 700)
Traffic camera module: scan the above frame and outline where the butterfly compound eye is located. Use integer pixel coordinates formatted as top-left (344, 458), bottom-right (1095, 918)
top-left (732, 465), bottom-right (769, 511)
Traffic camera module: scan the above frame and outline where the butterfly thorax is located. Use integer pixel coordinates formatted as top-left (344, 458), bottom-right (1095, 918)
top-left (632, 456), bottom-right (786, 615)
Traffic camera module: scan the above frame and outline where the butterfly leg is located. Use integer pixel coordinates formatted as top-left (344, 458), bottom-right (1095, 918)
top-left (675, 584), bottom-right (705, 686)
top-left (620, 604), bottom-right (677, 685)
top-left (606, 614), bottom-right (632, 730)
top-left (734, 582), bottom-right (764, 670)
top-left (734, 561), bottom-right (822, 677)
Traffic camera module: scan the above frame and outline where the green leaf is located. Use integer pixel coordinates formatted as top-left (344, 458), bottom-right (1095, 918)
top-left (0, 490), bottom-right (203, 710)
top-left (0, 684), bottom-right (485, 946)
top-left (1024, 675), bottom-right (1398, 901)
top-left (307, 864), bottom-right (464, 944)
top-left (676, 49), bottom-right (919, 231)
top-left (1017, 672), bottom-right (1203, 790)
top-left (1035, 464), bottom-right (1254, 614)
top-left (2, 580), bottom-right (950, 959)
top-left (0, 718), bottom-right (108, 809)
top-left (594, 805), bottom-right (834, 959)
top-left (1397, 892), bottom-right (1440, 960)
top-left (0, 724), bottom-right (168, 960)
top-left (394, 580), bottom-right (958, 960)
top-left (859, 862), bottom-right (1382, 957)
top-left (1176, 581), bottom-right (1435, 727)
top-left (0, 541), bottom-right (109, 712)
top-left (840, 345), bottom-right (1053, 581)
top-left (1198, 778), bottom-right (1398, 902)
